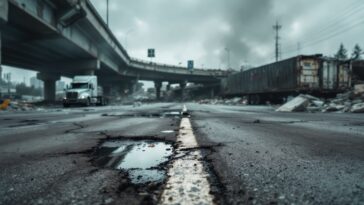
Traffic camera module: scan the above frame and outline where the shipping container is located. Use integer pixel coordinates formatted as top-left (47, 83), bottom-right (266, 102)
top-left (224, 55), bottom-right (352, 104)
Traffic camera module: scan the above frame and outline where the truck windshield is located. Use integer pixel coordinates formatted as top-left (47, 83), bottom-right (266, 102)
top-left (71, 83), bottom-right (88, 89)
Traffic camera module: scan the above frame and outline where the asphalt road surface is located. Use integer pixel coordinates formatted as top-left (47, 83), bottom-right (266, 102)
top-left (0, 103), bottom-right (363, 205)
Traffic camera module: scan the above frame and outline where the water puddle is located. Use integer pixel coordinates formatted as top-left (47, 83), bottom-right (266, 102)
top-left (94, 140), bottom-right (173, 184)
top-left (161, 130), bottom-right (175, 133)
top-left (162, 111), bottom-right (181, 118)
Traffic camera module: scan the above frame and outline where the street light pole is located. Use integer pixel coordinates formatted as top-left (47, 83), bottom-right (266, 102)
top-left (106, 0), bottom-right (109, 26)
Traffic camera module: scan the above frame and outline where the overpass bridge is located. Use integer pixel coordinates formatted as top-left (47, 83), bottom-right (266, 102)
top-left (0, 0), bottom-right (228, 101)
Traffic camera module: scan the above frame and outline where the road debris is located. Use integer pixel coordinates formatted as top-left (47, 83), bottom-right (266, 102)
top-left (351, 103), bottom-right (364, 113)
top-left (354, 84), bottom-right (364, 95)
top-left (0, 99), bottom-right (39, 111)
top-left (0, 99), bottom-right (11, 110)
top-left (198, 97), bottom-right (247, 105)
top-left (276, 95), bottom-right (311, 112)
top-left (276, 84), bottom-right (364, 113)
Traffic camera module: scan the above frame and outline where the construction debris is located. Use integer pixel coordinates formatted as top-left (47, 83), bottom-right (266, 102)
top-left (276, 95), bottom-right (311, 112)
top-left (351, 103), bottom-right (364, 113)
top-left (0, 99), bottom-right (11, 110)
top-left (276, 84), bottom-right (364, 113)
top-left (198, 97), bottom-right (247, 105)
top-left (354, 84), bottom-right (364, 95)
top-left (0, 99), bottom-right (38, 111)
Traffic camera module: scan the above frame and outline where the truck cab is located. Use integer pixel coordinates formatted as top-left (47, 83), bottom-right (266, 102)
top-left (63, 75), bottom-right (105, 107)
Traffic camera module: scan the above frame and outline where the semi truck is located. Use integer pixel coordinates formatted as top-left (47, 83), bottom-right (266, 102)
top-left (63, 75), bottom-right (106, 107)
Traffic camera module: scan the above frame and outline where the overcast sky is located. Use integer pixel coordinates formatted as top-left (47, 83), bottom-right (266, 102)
top-left (90, 0), bottom-right (364, 68)
top-left (3, 0), bottom-right (364, 84)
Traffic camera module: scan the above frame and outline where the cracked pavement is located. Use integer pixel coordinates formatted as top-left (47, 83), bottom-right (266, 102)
top-left (189, 104), bottom-right (364, 205)
top-left (0, 103), bottom-right (181, 205)
top-left (0, 103), bottom-right (363, 205)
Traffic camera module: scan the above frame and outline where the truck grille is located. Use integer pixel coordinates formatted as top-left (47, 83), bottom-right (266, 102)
top-left (66, 92), bottom-right (78, 99)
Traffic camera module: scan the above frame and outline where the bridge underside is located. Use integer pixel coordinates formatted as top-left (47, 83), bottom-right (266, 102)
top-left (0, 0), bottom-right (224, 101)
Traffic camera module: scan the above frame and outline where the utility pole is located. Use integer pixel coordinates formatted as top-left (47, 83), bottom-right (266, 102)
top-left (106, 0), bottom-right (109, 26)
top-left (273, 21), bottom-right (282, 62)
top-left (297, 42), bottom-right (301, 56)
top-left (225, 47), bottom-right (231, 69)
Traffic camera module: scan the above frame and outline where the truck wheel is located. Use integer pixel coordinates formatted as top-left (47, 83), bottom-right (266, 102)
top-left (255, 95), bottom-right (261, 105)
top-left (85, 98), bottom-right (90, 107)
top-left (96, 97), bottom-right (103, 106)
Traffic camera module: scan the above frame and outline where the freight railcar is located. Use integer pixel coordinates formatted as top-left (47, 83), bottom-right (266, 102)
top-left (223, 54), bottom-right (352, 104)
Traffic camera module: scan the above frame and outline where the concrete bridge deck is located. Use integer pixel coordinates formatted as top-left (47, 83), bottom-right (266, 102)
top-left (0, 0), bottom-right (228, 100)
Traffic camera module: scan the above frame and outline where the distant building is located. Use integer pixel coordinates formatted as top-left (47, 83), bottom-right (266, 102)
top-left (30, 76), bottom-right (43, 89)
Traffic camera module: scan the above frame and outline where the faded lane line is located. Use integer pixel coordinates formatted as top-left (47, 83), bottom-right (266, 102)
top-left (159, 105), bottom-right (215, 205)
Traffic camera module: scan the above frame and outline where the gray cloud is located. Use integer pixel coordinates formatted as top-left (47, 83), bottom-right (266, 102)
top-left (90, 0), bottom-right (362, 70)
top-left (91, 0), bottom-right (279, 69)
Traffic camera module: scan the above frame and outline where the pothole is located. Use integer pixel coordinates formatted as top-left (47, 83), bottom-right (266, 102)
top-left (161, 111), bottom-right (181, 118)
top-left (8, 119), bottom-right (42, 127)
top-left (93, 139), bottom-right (174, 184)
top-left (161, 130), bottom-right (175, 133)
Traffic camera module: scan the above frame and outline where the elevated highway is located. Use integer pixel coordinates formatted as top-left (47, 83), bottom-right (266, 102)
top-left (0, 0), bottom-right (228, 101)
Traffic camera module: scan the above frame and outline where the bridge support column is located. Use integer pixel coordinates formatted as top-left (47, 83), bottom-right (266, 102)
top-left (126, 81), bottom-right (135, 96)
top-left (101, 84), bottom-right (121, 97)
top-left (210, 88), bottom-right (215, 98)
top-left (166, 83), bottom-right (171, 91)
top-left (155, 81), bottom-right (162, 100)
top-left (37, 73), bottom-right (60, 102)
top-left (118, 83), bottom-right (127, 97)
top-left (102, 85), bottom-right (112, 96)
top-left (77, 70), bottom-right (95, 75)
top-left (179, 82), bottom-right (186, 101)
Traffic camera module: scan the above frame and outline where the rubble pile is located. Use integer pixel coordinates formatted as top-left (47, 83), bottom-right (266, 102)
top-left (198, 97), bottom-right (247, 105)
top-left (276, 84), bottom-right (364, 113)
top-left (0, 99), bottom-right (37, 111)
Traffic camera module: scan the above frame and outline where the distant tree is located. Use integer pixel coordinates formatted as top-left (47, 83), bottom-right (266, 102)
top-left (335, 43), bottom-right (348, 60)
top-left (351, 44), bottom-right (362, 60)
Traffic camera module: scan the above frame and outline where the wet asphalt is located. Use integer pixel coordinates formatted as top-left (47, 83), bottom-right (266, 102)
top-left (0, 103), bottom-right (363, 205)
top-left (188, 103), bottom-right (364, 205)
top-left (0, 103), bottom-right (182, 205)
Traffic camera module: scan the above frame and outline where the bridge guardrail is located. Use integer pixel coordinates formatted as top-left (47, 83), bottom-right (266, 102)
top-left (130, 58), bottom-right (228, 77)
top-left (85, 0), bottom-right (229, 78)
